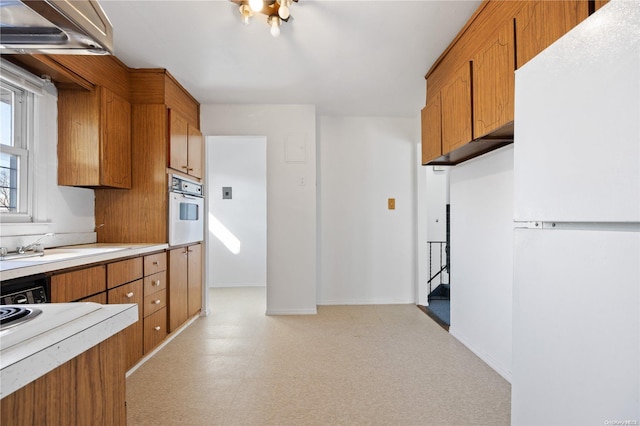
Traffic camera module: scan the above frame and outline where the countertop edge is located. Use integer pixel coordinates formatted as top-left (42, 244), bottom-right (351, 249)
top-left (0, 303), bottom-right (138, 398)
top-left (0, 243), bottom-right (169, 281)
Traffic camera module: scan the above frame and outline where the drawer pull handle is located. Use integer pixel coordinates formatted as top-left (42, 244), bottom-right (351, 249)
top-left (154, 326), bottom-right (161, 331)
top-left (153, 261), bottom-right (159, 265)
top-left (153, 299), bottom-right (161, 304)
top-left (154, 280), bottom-right (161, 286)
top-left (126, 292), bottom-right (134, 298)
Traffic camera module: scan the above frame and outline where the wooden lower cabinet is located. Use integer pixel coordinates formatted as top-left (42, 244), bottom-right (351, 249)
top-left (1, 331), bottom-right (127, 426)
top-left (144, 307), bottom-right (167, 353)
top-left (51, 265), bottom-right (106, 302)
top-left (143, 252), bottom-right (168, 354)
top-left (78, 292), bottom-right (107, 304)
top-left (108, 279), bottom-right (144, 370)
top-left (187, 244), bottom-right (202, 317)
top-left (168, 247), bottom-right (189, 332)
top-left (168, 243), bottom-right (202, 332)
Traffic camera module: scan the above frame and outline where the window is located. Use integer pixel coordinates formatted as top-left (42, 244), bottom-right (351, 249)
top-left (0, 59), bottom-right (45, 226)
top-left (1, 81), bottom-right (29, 216)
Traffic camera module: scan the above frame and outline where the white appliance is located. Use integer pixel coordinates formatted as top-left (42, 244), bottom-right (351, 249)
top-left (168, 174), bottom-right (204, 247)
top-left (512, 1), bottom-right (640, 425)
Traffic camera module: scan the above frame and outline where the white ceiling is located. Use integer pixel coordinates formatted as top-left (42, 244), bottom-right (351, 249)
top-left (99, 0), bottom-right (481, 117)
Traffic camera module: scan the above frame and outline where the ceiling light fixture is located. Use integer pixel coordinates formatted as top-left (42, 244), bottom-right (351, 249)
top-left (231, 0), bottom-right (298, 37)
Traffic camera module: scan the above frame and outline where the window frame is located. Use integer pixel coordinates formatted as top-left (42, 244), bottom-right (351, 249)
top-left (0, 60), bottom-right (44, 224)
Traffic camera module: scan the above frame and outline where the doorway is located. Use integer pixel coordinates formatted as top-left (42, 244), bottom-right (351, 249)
top-left (205, 136), bottom-right (267, 311)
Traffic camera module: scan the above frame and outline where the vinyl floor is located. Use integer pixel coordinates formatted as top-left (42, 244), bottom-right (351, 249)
top-left (126, 287), bottom-right (510, 425)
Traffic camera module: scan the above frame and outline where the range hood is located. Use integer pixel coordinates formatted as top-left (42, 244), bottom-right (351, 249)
top-left (0, 0), bottom-right (113, 55)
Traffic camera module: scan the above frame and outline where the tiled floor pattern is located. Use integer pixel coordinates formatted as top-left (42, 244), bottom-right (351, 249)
top-left (126, 287), bottom-right (510, 425)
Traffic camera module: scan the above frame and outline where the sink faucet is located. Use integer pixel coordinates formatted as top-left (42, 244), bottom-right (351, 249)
top-left (16, 233), bottom-right (55, 254)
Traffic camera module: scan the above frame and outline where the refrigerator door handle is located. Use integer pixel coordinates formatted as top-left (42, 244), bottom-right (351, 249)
top-left (513, 221), bottom-right (557, 229)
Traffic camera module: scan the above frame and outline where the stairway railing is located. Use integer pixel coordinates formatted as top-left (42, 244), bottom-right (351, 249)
top-left (427, 241), bottom-right (449, 301)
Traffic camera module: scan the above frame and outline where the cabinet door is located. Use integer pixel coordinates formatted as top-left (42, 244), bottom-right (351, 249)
top-left (441, 62), bottom-right (473, 153)
top-left (187, 243), bottom-right (202, 317)
top-left (515, 0), bottom-right (589, 68)
top-left (57, 87), bottom-right (131, 188)
top-left (51, 265), bottom-right (106, 302)
top-left (421, 93), bottom-right (442, 164)
top-left (107, 279), bottom-right (143, 370)
top-left (168, 247), bottom-right (189, 332)
top-left (101, 88), bottom-right (132, 188)
top-left (473, 21), bottom-right (515, 139)
top-left (169, 110), bottom-right (189, 175)
top-left (57, 88), bottom-right (100, 186)
top-left (187, 124), bottom-right (203, 179)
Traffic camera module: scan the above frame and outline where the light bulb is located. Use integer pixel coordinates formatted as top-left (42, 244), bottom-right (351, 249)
top-left (278, 4), bottom-right (289, 20)
top-left (249, 0), bottom-right (263, 12)
top-left (269, 16), bottom-right (281, 37)
top-left (239, 4), bottom-right (253, 25)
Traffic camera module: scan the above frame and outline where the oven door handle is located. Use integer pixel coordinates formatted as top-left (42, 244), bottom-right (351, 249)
top-left (179, 193), bottom-right (201, 201)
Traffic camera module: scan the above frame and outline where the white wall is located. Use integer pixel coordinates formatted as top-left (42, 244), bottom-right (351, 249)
top-left (0, 73), bottom-right (96, 248)
top-left (200, 105), bottom-right (316, 314)
top-left (206, 136), bottom-right (267, 288)
top-left (449, 145), bottom-right (513, 382)
top-left (318, 116), bottom-right (417, 304)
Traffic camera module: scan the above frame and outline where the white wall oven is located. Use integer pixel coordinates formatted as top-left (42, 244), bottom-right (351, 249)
top-left (168, 174), bottom-right (204, 247)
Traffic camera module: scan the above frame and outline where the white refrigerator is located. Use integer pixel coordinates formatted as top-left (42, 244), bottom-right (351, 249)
top-left (512, 1), bottom-right (640, 425)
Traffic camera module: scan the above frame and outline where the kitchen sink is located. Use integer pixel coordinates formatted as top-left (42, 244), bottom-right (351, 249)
top-left (0, 246), bottom-right (133, 270)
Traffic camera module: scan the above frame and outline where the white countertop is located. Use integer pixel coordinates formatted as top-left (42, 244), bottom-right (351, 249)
top-left (0, 243), bottom-right (168, 281)
top-left (0, 302), bottom-right (138, 398)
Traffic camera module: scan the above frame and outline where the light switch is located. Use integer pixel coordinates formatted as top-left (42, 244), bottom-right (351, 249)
top-left (388, 198), bottom-right (395, 210)
top-left (223, 187), bottom-right (232, 199)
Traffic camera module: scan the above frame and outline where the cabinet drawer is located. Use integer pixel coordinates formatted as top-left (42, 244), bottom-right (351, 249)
top-left (51, 265), bottom-right (106, 302)
top-left (143, 289), bottom-right (166, 318)
top-left (107, 280), bottom-right (143, 319)
top-left (144, 271), bottom-right (166, 296)
top-left (107, 257), bottom-right (143, 289)
top-left (143, 307), bottom-right (167, 353)
top-left (144, 252), bottom-right (166, 275)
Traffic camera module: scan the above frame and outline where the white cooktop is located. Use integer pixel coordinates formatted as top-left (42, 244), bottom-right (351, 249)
top-left (0, 302), bottom-right (103, 350)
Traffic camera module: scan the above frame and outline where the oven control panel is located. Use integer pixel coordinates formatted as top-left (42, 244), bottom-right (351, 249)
top-left (1, 286), bottom-right (48, 304)
top-left (0, 274), bottom-right (50, 305)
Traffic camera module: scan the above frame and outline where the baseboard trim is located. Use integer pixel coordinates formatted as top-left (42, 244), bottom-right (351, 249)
top-left (449, 326), bottom-right (512, 383)
top-left (266, 308), bottom-right (317, 315)
top-left (317, 299), bottom-right (415, 305)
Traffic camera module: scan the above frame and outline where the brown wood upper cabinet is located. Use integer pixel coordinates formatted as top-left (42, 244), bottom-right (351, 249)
top-left (421, 93), bottom-right (442, 164)
top-left (441, 62), bottom-right (472, 154)
top-left (515, 0), bottom-right (589, 69)
top-left (169, 110), bottom-right (203, 179)
top-left (472, 20), bottom-right (515, 139)
top-left (58, 86), bottom-right (132, 188)
top-left (420, 0), bottom-right (593, 165)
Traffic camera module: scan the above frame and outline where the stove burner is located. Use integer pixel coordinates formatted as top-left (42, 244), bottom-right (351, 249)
top-left (0, 306), bottom-right (42, 330)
